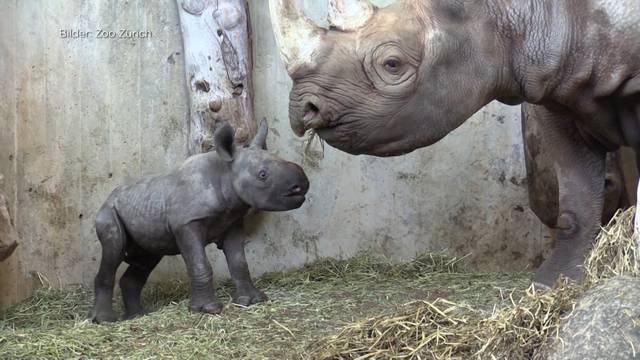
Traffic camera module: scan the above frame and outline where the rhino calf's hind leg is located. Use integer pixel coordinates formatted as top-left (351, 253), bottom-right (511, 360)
top-left (89, 207), bottom-right (126, 323)
top-left (120, 252), bottom-right (163, 320)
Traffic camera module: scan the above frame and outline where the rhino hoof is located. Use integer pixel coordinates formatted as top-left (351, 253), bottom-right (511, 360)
top-left (233, 290), bottom-right (268, 307)
top-left (189, 301), bottom-right (223, 315)
top-left (123, 309), bottom-right (150, 320)
top-left (532, 281), bottom-right (552, 293)
top-left (89, 309), bottom-right (119, 323)
top-left (251, 291), bottom-right (268, 304)
top-left (233, 295), bottom-right (252, 307)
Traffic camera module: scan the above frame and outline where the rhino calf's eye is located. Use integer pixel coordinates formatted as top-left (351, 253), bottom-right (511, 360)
top-left (258, 170), bottom-right (269, 181)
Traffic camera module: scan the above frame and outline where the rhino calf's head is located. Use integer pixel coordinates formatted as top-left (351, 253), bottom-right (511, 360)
top-left (214, 119), bottom-right (310, 211)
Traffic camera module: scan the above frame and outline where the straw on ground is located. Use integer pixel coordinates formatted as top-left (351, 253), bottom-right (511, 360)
top-left (313, 207), bottom-right (640, 360)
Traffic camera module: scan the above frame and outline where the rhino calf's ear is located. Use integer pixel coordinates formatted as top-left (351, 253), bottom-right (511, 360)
top-left (214, 122), bottom-right (236, 162)
top-left (250, 118), bottom-right (269, 150)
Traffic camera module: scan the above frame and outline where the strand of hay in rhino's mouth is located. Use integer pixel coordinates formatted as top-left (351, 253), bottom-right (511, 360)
top-left (301, 130), bottom-right (325, 167)
top-left (312, 207), bottom-right (640, 360)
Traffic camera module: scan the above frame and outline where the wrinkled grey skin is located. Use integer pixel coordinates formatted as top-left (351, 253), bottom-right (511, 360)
top-left (601, 152), bottom-right (630, 226)
top-left (89, 120), bottom-right (309, 323)
top-left (284, 0), bottom-right (640, 286)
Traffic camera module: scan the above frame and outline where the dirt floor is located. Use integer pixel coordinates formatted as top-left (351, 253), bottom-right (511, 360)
top-left (0, 253), bottom-right (531, 359)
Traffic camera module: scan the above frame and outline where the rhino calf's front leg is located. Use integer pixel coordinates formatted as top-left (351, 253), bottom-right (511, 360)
top-left (222, 222), bottom-right (267, 306)
top-left (175, 223), bottom-right (223, 314)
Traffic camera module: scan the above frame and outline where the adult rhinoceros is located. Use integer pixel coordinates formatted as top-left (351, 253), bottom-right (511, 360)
top-left (269, 0), bottom-right (640, 286)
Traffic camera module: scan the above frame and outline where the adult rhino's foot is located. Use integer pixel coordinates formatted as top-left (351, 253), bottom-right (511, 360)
top-left (189, 300), bottom-right (223, 315)
top-left (233, 288), bottom-right (268, 307)
top-left (532, 281), bottom-right (551, 293)
top-left (534, 258), bottom-right (584, 288)
top-left (88, 307), bottom-right (119, 323)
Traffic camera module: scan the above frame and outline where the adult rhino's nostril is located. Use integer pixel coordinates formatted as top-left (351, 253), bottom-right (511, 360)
top-left (291, 101), bottom-right (322, 137)
top-left (303, 102), bottom-right (319, 122)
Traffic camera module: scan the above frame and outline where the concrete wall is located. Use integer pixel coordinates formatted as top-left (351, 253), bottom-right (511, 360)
top-left (0, 0), bottom-right (547, 300)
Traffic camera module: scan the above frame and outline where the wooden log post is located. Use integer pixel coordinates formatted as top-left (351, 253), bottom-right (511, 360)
top-left (176, 0), bottom-right (256, 155)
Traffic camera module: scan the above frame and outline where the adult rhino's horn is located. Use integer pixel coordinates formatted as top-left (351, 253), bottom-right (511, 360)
top-left (328, 0), bottom-right (375, 31)
top-left (269, 0), bottom-right (323, 75)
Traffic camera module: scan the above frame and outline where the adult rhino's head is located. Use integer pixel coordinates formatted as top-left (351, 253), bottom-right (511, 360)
top-left (270, 0), bottom-right (503, 156)
top-left (214, 119), bottom-right (310, 211)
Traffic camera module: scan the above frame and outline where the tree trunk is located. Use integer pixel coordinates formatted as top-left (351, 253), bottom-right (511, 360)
top-left (176, 0), bottom-right (256, 155)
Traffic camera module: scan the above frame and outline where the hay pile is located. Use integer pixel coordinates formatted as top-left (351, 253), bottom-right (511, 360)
top-left (313, 207), bottom-right (640, 359)
top-left (584, 207), bottom-right (640, 284)
top-left (0, 252), bottom-right (527, 359)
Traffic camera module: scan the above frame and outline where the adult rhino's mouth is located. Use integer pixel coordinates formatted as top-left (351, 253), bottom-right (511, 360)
top-left (296, 112), bottom-right (420, 157)
top-left (291, 103), bottom-right (367, 154)
top-left (290, 99), bottom-right (381, 155)
top-left (303, 120), bottom-right (354, 154)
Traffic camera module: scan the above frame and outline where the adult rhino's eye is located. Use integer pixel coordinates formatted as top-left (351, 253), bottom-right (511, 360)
top-left (384, 58), bottom-right (401, 73)
top-left (365, 42), bottom-right (418, 91)
top-left (258, 169), bottom-right (268, 181)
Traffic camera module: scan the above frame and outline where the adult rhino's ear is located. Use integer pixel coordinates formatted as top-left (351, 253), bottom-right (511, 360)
top-left (214, 122), bottom-right (236, 162)
top-left (250, 118), bottom-right (268, 150)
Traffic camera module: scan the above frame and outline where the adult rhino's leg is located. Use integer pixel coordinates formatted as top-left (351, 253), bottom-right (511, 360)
top-left (89, 207), bottom-right (126, 323)
top-left (175, 222), bottom-right (222, 314)
top-left (522, 104), bottom-right (559, 229)
top-left (221, 222), bottom-right (267, 307)
top-left (601, 151), bottom-right (627, 224)
top-left (522, 104), bottom-right (606, 287)
top-left (120, 251), bottom-right (162, 320)
top-left (615, 147), bottom-right (638, 209)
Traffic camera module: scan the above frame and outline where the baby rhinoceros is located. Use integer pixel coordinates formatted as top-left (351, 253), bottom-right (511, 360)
top-left (89, 119), bottom-right (309, 323)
